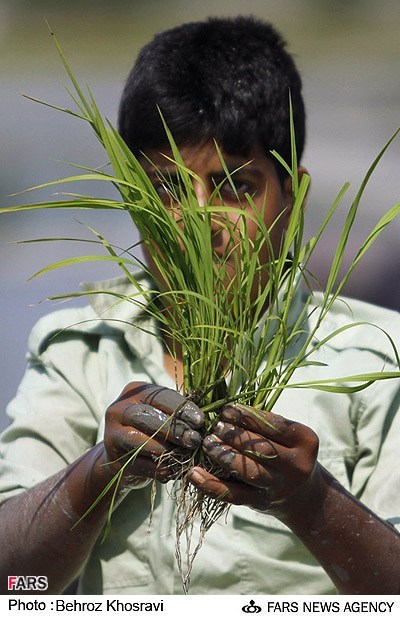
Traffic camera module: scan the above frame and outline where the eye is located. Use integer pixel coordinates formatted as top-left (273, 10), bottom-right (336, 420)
top-left (218, 178), bottom-right (255, 202)
top-left (152, 174), bottom-right (180, 204)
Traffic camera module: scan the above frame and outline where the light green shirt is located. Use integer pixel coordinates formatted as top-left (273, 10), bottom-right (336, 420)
top-left (1, 274), bottom-right (400, 594)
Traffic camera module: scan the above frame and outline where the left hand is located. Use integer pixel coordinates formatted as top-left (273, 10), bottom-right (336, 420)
top-left (187, 403), bottom-right (320, 517)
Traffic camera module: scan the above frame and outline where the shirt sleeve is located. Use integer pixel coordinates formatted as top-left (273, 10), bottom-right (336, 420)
top-left (313, 296), bottom-right (400, 530)
top-left (0, 309), bottom-right (103, 505)
top-left (348, 371), bottom-right (400, 530)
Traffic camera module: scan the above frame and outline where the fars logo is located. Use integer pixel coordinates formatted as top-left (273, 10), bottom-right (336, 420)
top-left (8, 576), bottom-right (48, 591)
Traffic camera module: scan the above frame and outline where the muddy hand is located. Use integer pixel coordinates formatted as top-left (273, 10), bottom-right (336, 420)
top-left (187, 403), bottom-right (319, 516)
top-left (104, 382), bottom-right (204, 487)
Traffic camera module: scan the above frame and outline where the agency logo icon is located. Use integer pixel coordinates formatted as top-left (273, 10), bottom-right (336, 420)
top-left (242, 599), bottom-right (262, 614)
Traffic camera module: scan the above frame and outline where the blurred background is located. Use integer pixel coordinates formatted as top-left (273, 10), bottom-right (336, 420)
top-left (1, 0), bottom-right (400, 431)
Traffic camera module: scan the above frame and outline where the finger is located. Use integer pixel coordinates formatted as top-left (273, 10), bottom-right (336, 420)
top-left (122, 403), bottom-right (202, 449)
top-left (221, 404), bottom-right (300, 446)
top-left (123, 453), bottom-right (182, 484)
top-left (188, 466), bottom-right (269, 510)
top-left (112, 424), bottom-right (170, 458)
top-left (119, 382), bottom-right (204, 429)
top-left (211, 420), bottom-right (280, 462)
top-left (202, 435), bottom-right (275, 488)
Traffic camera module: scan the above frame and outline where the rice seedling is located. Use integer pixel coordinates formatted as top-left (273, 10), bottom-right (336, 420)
top-left (2, 29), bottom-right (400, 592)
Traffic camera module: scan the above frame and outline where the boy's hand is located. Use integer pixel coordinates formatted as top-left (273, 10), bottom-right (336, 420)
top-left (102, 382), bottom-right (204, 487)
top-left (187, 404), bottom-right (319, 517)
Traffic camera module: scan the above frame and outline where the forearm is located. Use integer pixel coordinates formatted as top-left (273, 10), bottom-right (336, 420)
top-left (0, 443), bottom-right (115, 594)
top-left (280, 464), bottom-right (400, 594)
top-left (0, 382), bottom-right (203, 594)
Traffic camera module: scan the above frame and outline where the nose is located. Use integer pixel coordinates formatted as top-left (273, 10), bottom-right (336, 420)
top-left (193, 180), bottom-right (208, 206)
top-left (192, 179), bottom-right (225, 246)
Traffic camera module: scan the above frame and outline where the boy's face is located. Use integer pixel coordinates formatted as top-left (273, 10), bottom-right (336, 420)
top-left (140, 141), bottom-right (296, 301)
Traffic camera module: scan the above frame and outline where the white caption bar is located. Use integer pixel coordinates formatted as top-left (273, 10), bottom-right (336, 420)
top-left (1, 595), bottom-right (398, 618)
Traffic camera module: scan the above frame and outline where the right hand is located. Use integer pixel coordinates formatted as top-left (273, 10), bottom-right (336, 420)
top-left (102, 382), bottom-right (204, 488)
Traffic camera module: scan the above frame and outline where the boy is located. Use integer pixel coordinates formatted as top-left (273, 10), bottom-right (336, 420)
top-left (0, 16), bottom-right (400, 595)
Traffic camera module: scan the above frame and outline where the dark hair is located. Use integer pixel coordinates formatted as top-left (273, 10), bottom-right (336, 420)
top-left (118, 16), bottom-right (306, 181)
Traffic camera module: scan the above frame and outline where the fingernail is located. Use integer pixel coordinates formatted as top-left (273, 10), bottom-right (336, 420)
top-left (187, 468), bottom-right (205, 485)
top-left (183, 429), bottom-right (202, 448)
top-left (213, 420), bottom-right (225, 431)
top-left (221, 405), bottom-right (242, 422)
top-left (202, 435), bottom-right (218, 451)
top-left (178, 401), bottom-right (204, 428)
top-left (170, 419), bottom-right (202, 448)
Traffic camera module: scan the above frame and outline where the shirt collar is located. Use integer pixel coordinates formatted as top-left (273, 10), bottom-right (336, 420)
top-left (253, 271), bottom-right (309, 353)
top-left (81, 271), bottom-right (309, 360)
top-left (80, 272), bottom-right (158, 357)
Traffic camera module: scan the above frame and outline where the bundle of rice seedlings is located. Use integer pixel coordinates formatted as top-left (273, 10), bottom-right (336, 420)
top-left (2, 31), bottom-right (400, 592)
